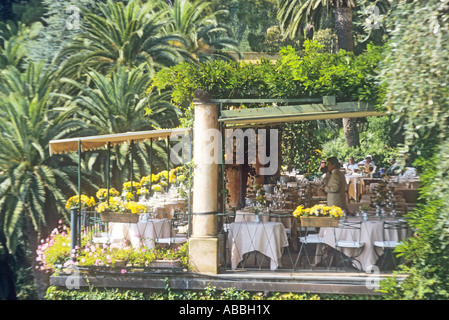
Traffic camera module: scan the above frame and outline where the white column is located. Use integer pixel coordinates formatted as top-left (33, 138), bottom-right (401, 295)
top-left (189, 90), bottom-right (220, 274)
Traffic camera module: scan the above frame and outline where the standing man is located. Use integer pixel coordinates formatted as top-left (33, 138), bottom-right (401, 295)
top-left (323, 157), bottom-right (348, 212)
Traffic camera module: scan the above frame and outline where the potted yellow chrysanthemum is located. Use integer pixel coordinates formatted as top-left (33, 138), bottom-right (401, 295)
top-left (97, 198), bottom-right (146, 223)
top-left (65, 195), bottom-right (96, 210)
top-left (293, 204), bottom-right (343, 227)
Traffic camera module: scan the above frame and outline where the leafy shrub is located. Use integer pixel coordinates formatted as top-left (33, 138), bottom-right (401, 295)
top-left (149, 40), bottom-right (383, 109)
top-left (378, 145), bottom-right (449, 299)
top-left (321, 116), bottom-right (401, 169)
top-left (36, 224), bottom-right (191, 273)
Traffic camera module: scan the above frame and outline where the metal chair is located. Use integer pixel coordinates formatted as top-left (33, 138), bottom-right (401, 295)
top-left (330, 220), bottom-right (365, 271)
top-left (155, 214), bottom-right (188, 248)
top-left (374, 219), bottom-right (409, 270)
top-left (295, 227), bottom-right (328, 270)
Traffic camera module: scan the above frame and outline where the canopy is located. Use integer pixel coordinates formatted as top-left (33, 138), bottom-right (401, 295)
top-left (49, 128), bottom-right (191, 155)
top-left (217, 99), bottom-right (385, 126)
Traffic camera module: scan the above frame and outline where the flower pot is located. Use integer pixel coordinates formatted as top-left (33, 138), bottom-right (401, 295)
top-left (113, 260), bottom-right (127, 267)
top-left (100, 212), bottom-right (139, 223)
top-left (148, 259), bottom-right (181, 268)
top-left (300, 216), bottom-right (339, 227)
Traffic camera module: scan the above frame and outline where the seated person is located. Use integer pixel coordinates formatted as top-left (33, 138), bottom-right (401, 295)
top-left (386, 158), bottom-right (400, 175)
top-left (319, 159), bottom-right (328, 175)
top-left (358, 155), bottom-right (377, 174)
top-left (343, 156), bottom-right (359, 174)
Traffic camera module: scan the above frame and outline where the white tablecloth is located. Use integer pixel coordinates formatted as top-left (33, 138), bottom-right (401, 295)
top-left (235, 210), bottom-right (293, 230)
top-left (228, 222), bottom-right (289, 271)
top-left (111, 219), bottom-right (172, 249)
top-left (319, 217), bottom-right (408, 271)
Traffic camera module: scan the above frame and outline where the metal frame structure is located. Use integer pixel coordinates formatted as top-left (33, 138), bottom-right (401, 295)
top-left (214, 97), bottom-right (385, 271)
top-left (214, 96), bottom-right (384, 214)
top-left (49, 128), bottom-right (192, 257)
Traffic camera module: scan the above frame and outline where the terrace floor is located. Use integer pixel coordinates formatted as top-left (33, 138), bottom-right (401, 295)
top-left (50, 265), bottom-right (405, 296)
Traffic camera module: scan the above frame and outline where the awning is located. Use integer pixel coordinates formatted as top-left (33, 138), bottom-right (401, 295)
top-left (218, 100), bottom-right (385, 125)
top-left (49, 128), bottom-right (191, 155)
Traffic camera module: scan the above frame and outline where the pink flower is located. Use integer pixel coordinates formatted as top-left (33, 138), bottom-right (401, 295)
top-left (121, 269), bottom-right (127, 274)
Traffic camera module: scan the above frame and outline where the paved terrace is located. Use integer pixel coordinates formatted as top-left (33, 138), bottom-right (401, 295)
top-left (50, 268), bottom-right (406, 296)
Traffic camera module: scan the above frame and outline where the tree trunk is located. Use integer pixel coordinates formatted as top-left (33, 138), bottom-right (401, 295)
top-left (334, 6), bottom-right (359, 148)
top-left (343, 117), bottom-right (360, 148)
top-left (334, 6), bottom-right (354, 52)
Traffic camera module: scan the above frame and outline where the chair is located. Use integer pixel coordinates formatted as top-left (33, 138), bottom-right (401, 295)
top-left (155, 236), bottom-right (188, 247)
top-left (374, 220), bottom-right (409, 270)
top-left (330, 220), bottom-right (365, 271)
top-left (155, 214), bottom-right (188, 248)
top-left (295, 227), bottom-right (328, 270)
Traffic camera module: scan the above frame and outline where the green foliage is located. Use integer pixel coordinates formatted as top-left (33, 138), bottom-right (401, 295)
top-left (213, 0), bottom-right (279, 52)
top-left (321, 116), bottom-right (402, 169)
top-left (281, 121), bottom-right (322, 175)
top-left (375, 0), bottom-right (449, 299)
top-left (60, 66), bottom-right (180, 187)
top-left (0, 62), bottom-right (87, 252)
top-left (160, 0), bottom-right (241, 62)
top-left (11, 0), bottom-right (46, 25)
top-left (380, 0), bottom-right (449, 161)
top-left (36, 223), bottom-right (191, 272)
top-left (150, 39), bottom-right (383, 105)
top-left (277, 41), bottom-right (383, 101)
top-left (45, 283), bottom-right (380, 300)
top-left (378, 140), bottom-right (449, 299)
top-left (24, 0), bottom-right (104, 65)
top-left (57, 0), bottom-right (189, 78)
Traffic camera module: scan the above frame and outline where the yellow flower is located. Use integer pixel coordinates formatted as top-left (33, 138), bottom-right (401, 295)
top-left (124, 192), bottom-right (134, 201)
top-left (65, 195), bottom-right (96, 209)
top-left (96, 199), bottom-right (145, 215)
top-left (158, 170), bottom-right (169, 181)
top-left (152, 184), bottom-right (162, 192)
top-left (293, 205), bottom-right (304, 217)
top-left (294, 204), bottom-right (342, 218)
top-left (96, 188), bottom-right (119, 199)
top-left (122, 181), bottom-right (141, 191)
top-left (137, 188), bottom-right (149, 195)
top-left (140, 176), bottom-right (152, 187)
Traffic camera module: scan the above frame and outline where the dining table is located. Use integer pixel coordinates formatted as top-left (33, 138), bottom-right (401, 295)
top-left (346, 175), bottom-right (382, 202)
top-left (110, 218), bottom-right (173, 249)
top-left (228, 221), bottom-right (289, 271)
top-left (235, 209), bottom-right (298, 249)
top-left (317, 216), bottom-right (409, 272)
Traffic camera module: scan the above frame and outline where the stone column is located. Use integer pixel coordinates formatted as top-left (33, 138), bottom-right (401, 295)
top-left (188, 89), bottom-right (220, 274)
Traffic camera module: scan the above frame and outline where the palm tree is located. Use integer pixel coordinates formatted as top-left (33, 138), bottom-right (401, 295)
top-left (0, 62), bottom-right (87, 299)
top-left (59, 66), bottom-right (181, 187)
top-left (0, 21), bottom-right (41, 70)
top-left (278, 0), bottom-right (357, 51)
top-left (159, 0), bottom-right (241, 62)
top-left (56, 0), bottom-right (189, 78)
top-left (277, 0), bottom-right (362, 147)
